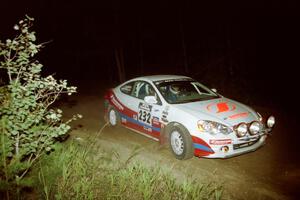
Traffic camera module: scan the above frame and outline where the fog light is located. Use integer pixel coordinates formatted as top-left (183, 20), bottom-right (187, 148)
top-left (221, 146), bottom-right (229, 153)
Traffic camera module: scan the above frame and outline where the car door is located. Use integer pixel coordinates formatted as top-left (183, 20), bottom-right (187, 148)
top-left (117, 80), bottom-right (163, 140)
top-left (134, 81), bottom-right (165, 139)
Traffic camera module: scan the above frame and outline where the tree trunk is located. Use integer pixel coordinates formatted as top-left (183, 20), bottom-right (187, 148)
top-left (178, 5), bottom-right (189, 74)
top-left (114, 48), bottom-right (125, 83)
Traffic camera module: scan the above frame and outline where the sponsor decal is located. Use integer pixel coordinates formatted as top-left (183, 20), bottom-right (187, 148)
top-left (161, 118), bottom-right (168, 123)
top-left (209, 139), bottom-right (232, 145)
top-left (139, 103), bottom-right (151, 112)
top-left (154, 78), bottom-right (192, 85)
top-left (207, 102), bottom-right (236, 114)
top-left (110, 94), bottom-right (124, 111)
top-left (161, 106), bottom-right (169, 123)
top-left (161, 115), bottom-right (168, 123)
top-left (162, 105), bottom-right (170, 115)
top-left (152, 117), bottom-right (160, 126)
top-left (121, 117), bottom-right (127, 123)
top-left (143, 126), bottom-right (152, 132)
top-left (228, 112), bottom-right (248, 119)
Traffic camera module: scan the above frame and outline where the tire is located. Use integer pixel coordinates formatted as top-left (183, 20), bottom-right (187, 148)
top-left (108, 107), bottom-right (120, 126)
top-left (168, 124), bottom-right (194, 160)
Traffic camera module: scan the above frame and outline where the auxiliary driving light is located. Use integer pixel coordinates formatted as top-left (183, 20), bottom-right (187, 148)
top-left (236, 123), bottom-right (248, 137)
top-left (249, 121), bottom-right (261, 135)
top-left (267, 116), bottom-right (275, 128)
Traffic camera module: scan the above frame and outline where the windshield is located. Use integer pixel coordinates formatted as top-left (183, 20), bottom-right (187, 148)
top-left (154, 80), bottom-right (219, 104)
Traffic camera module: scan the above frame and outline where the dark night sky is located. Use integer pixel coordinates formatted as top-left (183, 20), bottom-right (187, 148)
top-left (1, 0), bottom-right (300, 114)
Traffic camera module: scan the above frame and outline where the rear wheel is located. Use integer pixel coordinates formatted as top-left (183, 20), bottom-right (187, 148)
top-left (168, 124), bottom-right (194, 160)
top-left (108, 107), bottom-right (120, 126)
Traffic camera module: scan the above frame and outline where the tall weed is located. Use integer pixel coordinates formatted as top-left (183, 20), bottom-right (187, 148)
top-left (34, 139), bottom-right (223, 200)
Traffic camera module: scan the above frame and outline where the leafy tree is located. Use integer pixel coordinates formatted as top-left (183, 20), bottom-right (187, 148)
top-left (0, 16), bottom-right (81, 198)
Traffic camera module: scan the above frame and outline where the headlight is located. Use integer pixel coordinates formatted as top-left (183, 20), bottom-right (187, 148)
top-left (198, 120), bottom-right (232, 135)
top-left (267, 116), bottom-right (275, 128)
top-left (249, 121), bottom-right (261, 135)
top-left (236, 123), bottom-right (248, 137)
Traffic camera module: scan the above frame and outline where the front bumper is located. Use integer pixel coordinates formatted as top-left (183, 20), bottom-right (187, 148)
top-left (202, 129), bottom-right (272, 158)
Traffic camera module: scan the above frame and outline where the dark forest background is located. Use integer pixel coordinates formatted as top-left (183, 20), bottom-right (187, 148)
top-left (1, 0), bottom-right (299, 116)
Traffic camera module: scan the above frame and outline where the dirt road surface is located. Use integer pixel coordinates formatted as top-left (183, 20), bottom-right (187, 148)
top-left (60, 86), bottom-right (300, 200)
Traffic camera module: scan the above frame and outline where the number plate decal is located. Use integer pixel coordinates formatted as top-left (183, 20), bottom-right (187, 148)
top-left (138, 103), bottom-right (152, 126)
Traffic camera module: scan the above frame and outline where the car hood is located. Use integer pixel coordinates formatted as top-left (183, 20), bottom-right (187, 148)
top-left (173, 97), bottom-right (258, 126)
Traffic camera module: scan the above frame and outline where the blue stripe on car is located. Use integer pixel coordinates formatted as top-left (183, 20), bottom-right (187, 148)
top-left (120, 114), bottom-right (161, 132)
top-left (193, 143), bottom-right (214, 152)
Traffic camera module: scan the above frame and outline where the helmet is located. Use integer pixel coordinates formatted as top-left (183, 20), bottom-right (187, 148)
top-left (170, 85), bottom-right (180, 94)
top-left (147, 85), bottom-right (155, 96)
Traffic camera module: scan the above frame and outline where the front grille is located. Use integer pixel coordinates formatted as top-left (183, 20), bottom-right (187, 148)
top-left (233, 138), bottom-right (259, 150)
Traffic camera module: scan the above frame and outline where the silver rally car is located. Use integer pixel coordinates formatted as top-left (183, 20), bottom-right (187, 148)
top-left (104, 75), bottom-right (275, 159)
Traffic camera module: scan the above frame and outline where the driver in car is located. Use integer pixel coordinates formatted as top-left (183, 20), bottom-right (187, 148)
top-left (167, 84), bottom-right (181, 103)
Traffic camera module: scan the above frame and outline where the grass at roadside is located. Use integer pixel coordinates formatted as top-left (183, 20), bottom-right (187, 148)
top-left (31, 139), bottom-right (223, 200)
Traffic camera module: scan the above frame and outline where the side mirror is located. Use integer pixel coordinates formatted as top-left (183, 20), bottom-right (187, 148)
top-left (144, 96), bottom-right (157, 104)
top-left (211, 88), bottom-right (217, 93)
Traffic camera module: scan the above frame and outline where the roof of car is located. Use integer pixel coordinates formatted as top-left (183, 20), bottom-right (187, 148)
top-left (130, 75), bottom-right (192, 82)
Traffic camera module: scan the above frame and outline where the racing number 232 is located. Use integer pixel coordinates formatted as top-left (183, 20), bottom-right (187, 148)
top-left (138, 110), bottom-right (151, 124)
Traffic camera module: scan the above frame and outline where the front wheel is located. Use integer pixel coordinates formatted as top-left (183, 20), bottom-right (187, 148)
top-left (168, 124), bottom-right (194, 160)
top-left (108, 107), bottom-right (120, 126)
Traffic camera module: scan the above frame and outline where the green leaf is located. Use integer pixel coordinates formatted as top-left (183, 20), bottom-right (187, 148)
top-left (11, 130), bottom-right (19, 136)
top-left (0, 16), bottom-right (80, 186)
